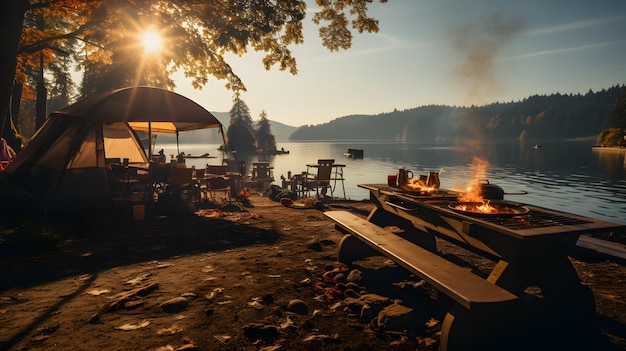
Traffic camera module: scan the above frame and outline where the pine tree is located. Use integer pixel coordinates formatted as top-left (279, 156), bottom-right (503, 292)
top-left (255, 110), bottom-right (277, 154)
top-left (607, 85), bottom-right (626, 147)
top-left (226, 97), bottom-right (257, 154)
top-left (608, 86), bottom-right (626, 130)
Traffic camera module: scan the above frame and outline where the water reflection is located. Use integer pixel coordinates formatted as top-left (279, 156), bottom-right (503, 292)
top-left (160, 140), bottom-right (626, 224)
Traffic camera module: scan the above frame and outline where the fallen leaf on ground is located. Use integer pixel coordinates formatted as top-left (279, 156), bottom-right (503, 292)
top-left (214, 335), bottom-right (231, 344)
top-left (124, 273), bottom-right (151, 285)
top-left (115, 320), bottom-right (150, 331)
top-left (302, 334), bottom-right (339, 342)
top-left (280, 316), bottom-right (294, 329)
top-left (205, 288), bottom-right (223, 300)
top-left (247, 297), bottom-right (264, 309)
top-left (86, 289), bottom-right (110, 296)
top-left (157, 325), bottom-right (184, 336)
top-left (417, 336), bottom-right (438, 346)
top-left (425, 317), bottom-right (439, 328)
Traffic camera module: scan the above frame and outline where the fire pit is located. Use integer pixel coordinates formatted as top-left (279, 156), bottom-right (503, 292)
top-left (448, 200), bottom-right (530, 216)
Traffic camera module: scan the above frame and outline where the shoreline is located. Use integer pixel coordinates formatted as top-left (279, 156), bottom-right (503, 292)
top-left (592, 146), bottom-right (626, 152)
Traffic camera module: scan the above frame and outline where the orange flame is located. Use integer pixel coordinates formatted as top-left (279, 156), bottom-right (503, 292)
top-left (454, 200), bottom-right (497, 214)
top-left (405, 177), bottom-right (437, 193)
top-left (458, 157), bottom-right (489, 202)
top-left (453, 157), bottom-right (498, 213)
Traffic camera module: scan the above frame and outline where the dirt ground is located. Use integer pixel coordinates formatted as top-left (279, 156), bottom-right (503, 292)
top-left (1, 194), bottom-right (625, 351)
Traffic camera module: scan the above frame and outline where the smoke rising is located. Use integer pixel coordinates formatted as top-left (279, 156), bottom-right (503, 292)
top-left (451, 12), bottom-right (526, 103)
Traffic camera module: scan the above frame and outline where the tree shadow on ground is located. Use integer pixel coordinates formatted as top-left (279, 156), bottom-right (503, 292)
top-left (0, 206), bottom-right (280, 293)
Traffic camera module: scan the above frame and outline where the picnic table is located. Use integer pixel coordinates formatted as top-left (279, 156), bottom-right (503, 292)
top-left (325, 183), bottom-right (626, 350)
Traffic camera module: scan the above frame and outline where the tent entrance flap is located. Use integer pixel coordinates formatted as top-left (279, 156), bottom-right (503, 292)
top-left (103, 122), bottom-right (148, 163)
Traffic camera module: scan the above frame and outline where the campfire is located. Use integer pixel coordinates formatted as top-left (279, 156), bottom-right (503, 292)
top-left (392, 159), bottom-right (528, 216)
top-left (451, 158), bottom-right (527, 215)
top-left (402, 171), bottom-right (441, 194)
top-left (452, 181), bottom-right (530, 215)
top-left (454, 175), bottom-right (497, 214)
top-left (450, 200), bottom-right (528, 216)
top-left (404, 178), bottom-right (438, 194)
top-left (453, 200), bottom-right (497, 214)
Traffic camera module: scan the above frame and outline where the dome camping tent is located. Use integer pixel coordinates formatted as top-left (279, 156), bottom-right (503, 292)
top-left (0, 86), bottom-right (224, 214)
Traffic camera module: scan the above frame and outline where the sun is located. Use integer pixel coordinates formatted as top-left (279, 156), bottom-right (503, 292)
top-left (140, 30), bottom-right (163, 54)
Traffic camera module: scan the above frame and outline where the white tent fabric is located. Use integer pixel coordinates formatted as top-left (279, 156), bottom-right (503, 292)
top-left (103, 122), bottom-right (148, 163)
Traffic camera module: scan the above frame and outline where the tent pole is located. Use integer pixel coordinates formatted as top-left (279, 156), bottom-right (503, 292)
top-left (219, 125), bottom-right (229, 165)
top-left (148, 122), bottom-right (152, 160)
top-left (176, 131), bottom-right (180, 155)
top-left (152, 134), bottom-right (157, 156)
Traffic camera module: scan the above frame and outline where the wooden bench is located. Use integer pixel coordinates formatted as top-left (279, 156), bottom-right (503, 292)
top-left (576, 235), bottom-right (626, 260)
top-left (325, 210), bottom-right (518, 311)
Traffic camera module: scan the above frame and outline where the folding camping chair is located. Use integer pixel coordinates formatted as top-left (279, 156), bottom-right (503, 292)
top-left (202, 165), bottom-right (231, 202)
top-left (310, 159), bottom-right (335, 200)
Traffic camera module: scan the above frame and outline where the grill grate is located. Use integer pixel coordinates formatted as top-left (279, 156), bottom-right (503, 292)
top-left (432, 203), bottom-right (594, 230)
top-left (380, 186), bottom-right (626, 237)
top-left (480, 211), bottom-right (592, 230)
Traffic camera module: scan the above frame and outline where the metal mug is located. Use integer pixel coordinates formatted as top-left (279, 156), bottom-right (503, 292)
top-left (397, 168), bottom-right (413, 186)
top-left (427, 172), bottom-right (440, 188)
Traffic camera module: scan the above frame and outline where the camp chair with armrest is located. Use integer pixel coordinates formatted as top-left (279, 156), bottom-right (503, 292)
top-left (149, 162), bottom-right (170, 195)
top-left (205, 165), bottom-right (229, 177)
top-left (167, 166), bottom-right (200, 201)
top-left (108, 163), bottom-right (153, 203)
top-left (227, 160), bottom-right (246, 197)
top-left (311, 159), bottom-right (335, 200)
top-left (205, 176), bottom-right (231, 203)
top-left (227, 160), bottom-right (246, 177)
top-left (202, 165), bottom-right (230, 202)
top-left (251, 162), bottom-right (274, 191)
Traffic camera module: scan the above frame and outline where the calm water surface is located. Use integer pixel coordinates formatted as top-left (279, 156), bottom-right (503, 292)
top-left (164, 140), bottom-right (626, 225)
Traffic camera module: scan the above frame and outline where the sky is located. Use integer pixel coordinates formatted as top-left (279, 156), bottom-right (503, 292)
top-left (172, 0), bottom-right (626, 127)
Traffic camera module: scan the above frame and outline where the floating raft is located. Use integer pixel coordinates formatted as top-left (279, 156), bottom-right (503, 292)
top-left (344, 148), bottom-right (363, 159)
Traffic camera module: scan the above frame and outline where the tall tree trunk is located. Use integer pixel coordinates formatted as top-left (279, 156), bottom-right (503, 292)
top-left (0, 1), bottom-right (28, 151)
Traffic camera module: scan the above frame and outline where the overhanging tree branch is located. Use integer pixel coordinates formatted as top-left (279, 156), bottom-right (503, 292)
top-left (19, 25), bottom-right (87, 55)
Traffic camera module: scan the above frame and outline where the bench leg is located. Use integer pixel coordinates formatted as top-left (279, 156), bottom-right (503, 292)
top-left (367, 207), bottom-right (437, 252)
top-left (440, 284), bottom-right (597, 351)
top-left (491, 255), bottom-right (596, 322)
top-left (337, 234), bottom-right (380, 264)
top-left (440, 304), bottom-right (520, 351)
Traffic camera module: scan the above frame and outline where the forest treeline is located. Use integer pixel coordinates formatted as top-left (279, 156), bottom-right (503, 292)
top-left (290, 86), bottom-right (623, 141)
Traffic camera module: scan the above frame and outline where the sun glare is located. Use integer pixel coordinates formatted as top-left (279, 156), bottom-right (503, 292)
top-left (140, 30), bottom-right (163, 54)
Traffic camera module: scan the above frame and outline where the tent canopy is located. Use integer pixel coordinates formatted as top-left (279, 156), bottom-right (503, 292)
top-left (55, 85), bottom-right (225, 157)
top-left (57, 86), bottom-right (222, 133)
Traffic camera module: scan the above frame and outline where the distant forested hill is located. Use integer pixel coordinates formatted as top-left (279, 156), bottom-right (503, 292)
top-left (290, 85), bottom-right (622, 141)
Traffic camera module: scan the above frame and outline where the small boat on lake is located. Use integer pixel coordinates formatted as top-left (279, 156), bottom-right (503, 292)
top-left (344, 148), bottom-right (364, 159)
top-left (258, 147), bottom-right (289, 155)
top-left (184, 152), bottom-right (214, 159)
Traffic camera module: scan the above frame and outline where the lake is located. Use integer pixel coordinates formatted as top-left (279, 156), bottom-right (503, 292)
top-left (161, 140), bottom-right (626, 225)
